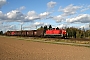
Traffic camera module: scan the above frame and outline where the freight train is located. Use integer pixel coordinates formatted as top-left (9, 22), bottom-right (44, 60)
top-left (4, 28), bottom-right (67, 38)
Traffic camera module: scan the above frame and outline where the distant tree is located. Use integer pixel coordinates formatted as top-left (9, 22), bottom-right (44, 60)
top-left (66, 27), bottom-right (76, 38)
top-left (66, 28), bottom-right (72, 38)
top-left (49, 25), bottom-right (52, 29)
top-left (40, 26), bottom-right (43, 28)
top-left (0, 31), bottom-right (3, 35)
top-left (82, 27), bottom-right (85, 38)
top-left (66, 27), bottom-right (90, 38)
top-left (37, 26), bottom-right (44, 30)
top-left (85, 30), bottom-right (90, 37)
top-left (44, 25), bottom-right (48, 30)
top-left (56, 27), bottom-right (59, 30)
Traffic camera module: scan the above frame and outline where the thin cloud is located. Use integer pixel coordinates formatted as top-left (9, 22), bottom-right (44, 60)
top-left (57, 24), bottom-right (67, 29)
top-left (47, 1), bottom-right (57, 8)
top-left (17, 6), bottom-right (26, 11)
top-left (59, 4), bottom-right (82, 16)
top-left (81, 5), bottom-right (90, 12)
top-left (39, 12), bottom-right (51, 19)
top-left (0, 0), bottom-right (7, 8)
top-left (34, 22), bottom-right (44, 26)
top-left (80, 24), bottom-right (90, 30)
top-left (53, 15), bottom-right (64, 22)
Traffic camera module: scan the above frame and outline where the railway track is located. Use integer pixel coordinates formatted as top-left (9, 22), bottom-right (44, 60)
top-left (5, 35), bottom-right (90, 41)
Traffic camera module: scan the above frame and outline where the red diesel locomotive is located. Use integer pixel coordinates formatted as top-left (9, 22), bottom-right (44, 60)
top-left (45, 28), bottom-right (67, 37)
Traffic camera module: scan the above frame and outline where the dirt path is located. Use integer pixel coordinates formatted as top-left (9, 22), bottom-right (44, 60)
top-left (0, 36), bottom-right (90, 60)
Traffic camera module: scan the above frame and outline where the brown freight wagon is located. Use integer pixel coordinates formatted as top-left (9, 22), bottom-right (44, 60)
top-left (21, 30), bottom-right (27, 36)
top-left (26, 30), bottom-right (35, 37)
top-left (5, 31), bottom-right (11, 36)
top-left (5, 31), bottom-right (15, 36)
top-left (33, 30), bottom-right (44, 37)
top-left (15, 31), bottom-right (22, 36)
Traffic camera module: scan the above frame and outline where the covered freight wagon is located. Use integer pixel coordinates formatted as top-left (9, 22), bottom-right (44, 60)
top-left (26, 30), bottom-right (35, 37)
top-left (33, 30), bottom-right (44, 37)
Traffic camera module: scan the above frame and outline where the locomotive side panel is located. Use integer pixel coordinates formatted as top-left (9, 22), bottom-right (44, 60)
top-left (46, 30), bottom-right (53, 34)
top-left (45, 29), bottom-right (62, 35)
top-left (45, 28), bottom-right (67, 38)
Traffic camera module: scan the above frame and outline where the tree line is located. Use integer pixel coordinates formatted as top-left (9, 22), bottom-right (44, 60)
top-left (66, 27), bottom-right (90, 38)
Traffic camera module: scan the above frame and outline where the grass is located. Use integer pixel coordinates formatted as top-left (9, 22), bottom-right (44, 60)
top-left (1, 36), bottom-right (90, 47)
top-left (19, 37), bottom-right (90, 47)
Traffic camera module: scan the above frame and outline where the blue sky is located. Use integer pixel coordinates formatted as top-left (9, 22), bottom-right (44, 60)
top-left (0, 0), bottom-right (90, 32)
